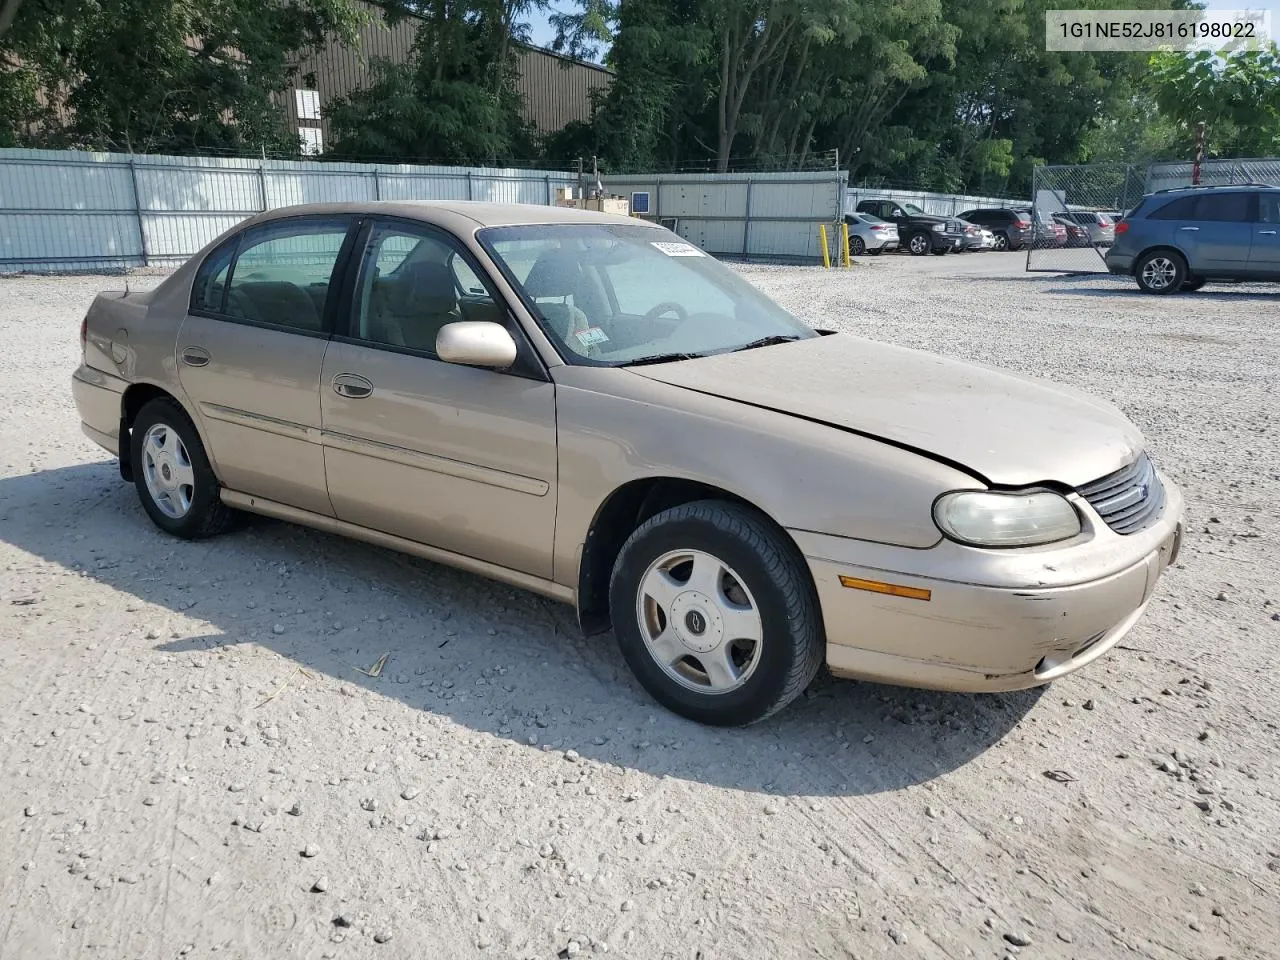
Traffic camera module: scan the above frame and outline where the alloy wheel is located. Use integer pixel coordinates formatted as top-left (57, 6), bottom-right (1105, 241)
top-left (1141, 256), bottom-right (1177, 291)
top-left (635, 548), bottom-right (763, 694)
top-left (141, 423), bottom-right (195, 519)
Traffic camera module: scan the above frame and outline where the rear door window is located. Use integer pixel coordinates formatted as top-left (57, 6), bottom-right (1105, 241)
top-left (224, 218), bottom-right (353, 333)
top-left (1259, 194), bottom-right (1280, 223)
top-left (1193, 192), bottom-right (1253, 222)
top-left (190, 238), bottom-right (237, 314)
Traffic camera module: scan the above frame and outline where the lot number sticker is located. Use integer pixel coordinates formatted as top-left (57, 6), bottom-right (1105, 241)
top-left (651, 241), bottom-right (706, 257)
top-left (575, 326), bottom-right (610, 346)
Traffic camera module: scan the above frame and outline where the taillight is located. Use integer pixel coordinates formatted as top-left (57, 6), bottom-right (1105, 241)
top-left (1115, 221), bottom-right (1130, 235)
top-left (1015, 219), bottom-right (1030, 228)
top-left (1098, 215), bottom-right (1111, 227)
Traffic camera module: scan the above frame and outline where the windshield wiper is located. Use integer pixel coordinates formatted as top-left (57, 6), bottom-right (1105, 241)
top-left (621, 351), bottom-right (707, 366)
top-left (729, 334), bottom-right (803, 353)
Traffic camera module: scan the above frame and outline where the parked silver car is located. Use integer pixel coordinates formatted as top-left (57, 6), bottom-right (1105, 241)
top-left (1062, 210), bottom-right (1116, 247)
top-left (845, 213), bottom-right (900, 256)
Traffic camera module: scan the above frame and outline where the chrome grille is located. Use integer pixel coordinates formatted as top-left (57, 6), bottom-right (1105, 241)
top-left (1078, 453), bottom-right (1165, 535)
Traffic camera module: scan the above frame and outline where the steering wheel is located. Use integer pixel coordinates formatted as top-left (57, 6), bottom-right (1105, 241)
top-left (645, 301), bottom-right (688, 322)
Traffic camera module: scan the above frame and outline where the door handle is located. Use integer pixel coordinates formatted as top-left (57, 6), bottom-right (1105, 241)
top-left (332, 373), bottom-right (373, 399)
top-left (181, 347), bottom-right (210, 367)
top-left (1179, 226), bottom-right (1199, 231)
top-left (1260, 230), bottom-right (1278, 236)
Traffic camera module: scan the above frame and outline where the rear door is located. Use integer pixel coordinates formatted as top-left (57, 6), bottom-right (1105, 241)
top-left (1147, 193), bottom-right (1252, 273)
top-left (177, 216), bottom-right (356, 516)
top-left (1250, 192), bottom-right (1280, 276)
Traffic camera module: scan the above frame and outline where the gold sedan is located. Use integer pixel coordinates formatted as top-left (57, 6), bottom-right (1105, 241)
top-left (72, 202), bottom-right (1184, 725)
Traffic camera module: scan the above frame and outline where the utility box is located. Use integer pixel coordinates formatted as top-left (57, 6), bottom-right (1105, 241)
top-left (554, 192), bottom-right (631, 217)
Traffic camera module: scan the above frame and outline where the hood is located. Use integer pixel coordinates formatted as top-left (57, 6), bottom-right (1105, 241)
top-left (629, 334), bottom-right (1143, 488)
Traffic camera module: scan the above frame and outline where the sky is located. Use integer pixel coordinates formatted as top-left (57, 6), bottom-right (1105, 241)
top-left (523, 1), bottom-right (1280, 60)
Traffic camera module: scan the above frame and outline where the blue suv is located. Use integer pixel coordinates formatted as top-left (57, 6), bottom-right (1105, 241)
top-left (1105, 184), bottom-right (1280, 294)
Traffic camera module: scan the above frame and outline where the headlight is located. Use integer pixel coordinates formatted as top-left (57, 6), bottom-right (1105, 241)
top-left (933, 490), bottom-right (1081, 547)
top-left (932, 223), bottom-right (945, 232)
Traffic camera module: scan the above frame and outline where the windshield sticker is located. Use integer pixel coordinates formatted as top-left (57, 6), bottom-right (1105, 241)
top-left (574, 326), bottom-right (610, 346)
top-left (651, 241), bottom-right (706, 257)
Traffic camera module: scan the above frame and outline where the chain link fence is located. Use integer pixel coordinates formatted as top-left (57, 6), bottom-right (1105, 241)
top-left (1026, 163), bottom-right (1148, 273)
top-left (1027, 157), bottom-right (1280, 274)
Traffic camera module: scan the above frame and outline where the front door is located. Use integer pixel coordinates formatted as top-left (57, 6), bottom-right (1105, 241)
top-left (1250, 192), bottom-right (1280, 276)
top-left (177, 216), bottom-right (355, 516)
top-left (319, 219), bottom-right (558, 578)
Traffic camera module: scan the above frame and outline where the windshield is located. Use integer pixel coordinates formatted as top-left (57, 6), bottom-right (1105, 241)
top-left (902, 203), bottom-right (926, 215)
top-left (479, 224), bottom-right (816, 365)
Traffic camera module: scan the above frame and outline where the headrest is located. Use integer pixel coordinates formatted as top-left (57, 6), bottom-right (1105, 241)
top-left (522, 250), bottom-right (581, 299)
top-left (384, 260), bottom-right (456, 315)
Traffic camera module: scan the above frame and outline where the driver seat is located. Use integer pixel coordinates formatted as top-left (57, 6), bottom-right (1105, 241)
top-left (521, 250), bottom-right (595, 356)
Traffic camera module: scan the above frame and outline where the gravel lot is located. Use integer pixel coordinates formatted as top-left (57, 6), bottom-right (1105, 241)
top-left (1, 253), bottom-right (1277, 960)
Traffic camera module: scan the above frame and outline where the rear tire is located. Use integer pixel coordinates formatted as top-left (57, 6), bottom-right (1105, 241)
top-left (850, 236), bottom-right (866, 256)
top-left (993, 232), bottom-right (1010, 251)
top-left (1135, 250), bottom-right (1186, 295)
top-left (609, 501), bottom-right (824, 726)
top-left (130, 398), bottom-right (236, 539)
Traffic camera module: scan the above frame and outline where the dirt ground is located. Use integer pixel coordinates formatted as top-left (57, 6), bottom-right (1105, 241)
top-left (1, 253), bottom-right (1277, 960)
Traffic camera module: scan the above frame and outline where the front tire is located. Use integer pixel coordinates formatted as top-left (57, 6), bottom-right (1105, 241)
top-left (130, 398), bottom-right (235, 539)
top-left (1135, 250), bottom-right (1186, 295)
top-left (907, 232), bottom-right (931, 256)
top-left (609, 501), bottom-right (824, 726)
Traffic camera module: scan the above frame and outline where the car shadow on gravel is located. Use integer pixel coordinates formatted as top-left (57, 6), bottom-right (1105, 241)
top-left (1, 461), bottom-right (1042, 798)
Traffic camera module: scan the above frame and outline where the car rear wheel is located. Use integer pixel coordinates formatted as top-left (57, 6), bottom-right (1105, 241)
top-left (907, 232), bottom-right (931, 256)
top-left (993, 231), bottom-right (1010, 251)
top-left (850, 235), bottom-right (866, 256)
top-left (131, 398), bottom-right (236, 539)
top-left (609, 501), bottom-right (824, 726)
top-left (1135, 251), bottom-right (1186, 295)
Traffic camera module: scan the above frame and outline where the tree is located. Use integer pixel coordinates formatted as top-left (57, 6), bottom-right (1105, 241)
top-left (1, 0), bottom-right (365, 153)
top-left (1147, 43), bottom-right (1280, 158)
top-left (325, 0), bottom-right (542, 164)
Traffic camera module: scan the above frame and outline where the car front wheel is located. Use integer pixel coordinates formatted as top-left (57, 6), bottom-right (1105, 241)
top-left (907, 232), bottom-right (931, 256)
top-left (609, 501), bottom-right (824, 726)
top-left (130, 398), bottom-right (236, 539)
top-left (1136, 251), bottom-right (1187, 294)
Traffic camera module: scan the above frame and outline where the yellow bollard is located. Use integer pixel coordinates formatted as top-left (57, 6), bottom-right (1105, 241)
top-left (841, 221), bottom-right (852, 268)
top-left (819, 224), bottom-right (831, 269)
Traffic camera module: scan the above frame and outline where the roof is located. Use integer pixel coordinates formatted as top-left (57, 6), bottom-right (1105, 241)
top-left (1153, 182), bottom-right (1278, 194)
top-left (246, 200), bottom-right (660, 231)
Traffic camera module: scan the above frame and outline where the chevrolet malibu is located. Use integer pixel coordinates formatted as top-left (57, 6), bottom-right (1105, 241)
top-left (72, 202), bottom-right (1184, 726)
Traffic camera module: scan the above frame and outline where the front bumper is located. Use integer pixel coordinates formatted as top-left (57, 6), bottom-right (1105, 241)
top-left (794, 478), bottom-right (1184, 693)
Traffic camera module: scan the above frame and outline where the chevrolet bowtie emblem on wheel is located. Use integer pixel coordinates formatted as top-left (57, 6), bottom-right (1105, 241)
top-left (685, 610), bottom-right (707, 635)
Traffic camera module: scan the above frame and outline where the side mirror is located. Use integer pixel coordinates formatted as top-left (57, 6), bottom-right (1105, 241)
top-left (436, 321), bottom-right (517, 370)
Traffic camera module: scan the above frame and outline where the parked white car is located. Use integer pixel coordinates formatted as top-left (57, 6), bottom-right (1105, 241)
top-left (845, 213), bottom-right (900, 256)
